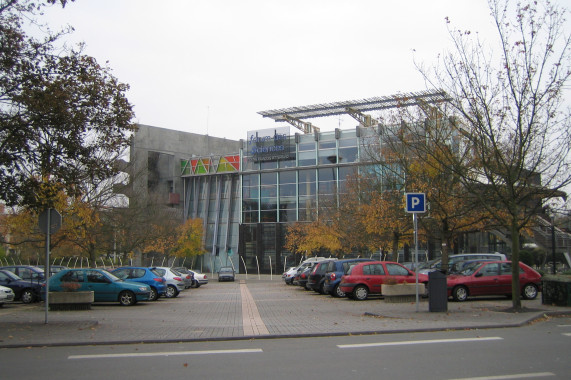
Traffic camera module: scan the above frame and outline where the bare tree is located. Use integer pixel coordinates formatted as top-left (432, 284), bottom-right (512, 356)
top-left (418, 0), bottom-right (571, 309)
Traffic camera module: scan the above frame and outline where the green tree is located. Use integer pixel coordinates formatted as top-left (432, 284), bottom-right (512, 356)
top-left (0, 0), bottom-right (136, 209)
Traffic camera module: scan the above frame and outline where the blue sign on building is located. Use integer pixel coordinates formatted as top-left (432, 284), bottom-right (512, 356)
top-left (405, 193), bottom-right (426, 213)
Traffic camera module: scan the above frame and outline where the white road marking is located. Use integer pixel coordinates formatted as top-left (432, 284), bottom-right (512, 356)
top-left (337, 337), bottom-right (502, 348)
top-left (448, 372), bottom-right (555, 379)
top-left (562, 333), bottom-right (571, 336)
top-left (68, 348), bottom-right (263, 360)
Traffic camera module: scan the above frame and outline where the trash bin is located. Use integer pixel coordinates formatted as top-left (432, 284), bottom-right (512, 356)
top-left (429, 270), bottom-right (448, 312)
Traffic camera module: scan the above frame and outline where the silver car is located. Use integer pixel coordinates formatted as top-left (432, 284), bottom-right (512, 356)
top-left (152, 267), bottom-right (186, 298)
top-left (188, 269), bottom-right (208, 287)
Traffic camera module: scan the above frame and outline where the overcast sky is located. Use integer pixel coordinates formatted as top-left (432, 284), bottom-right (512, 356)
top-left (40, 0), bottom-right (569, 141)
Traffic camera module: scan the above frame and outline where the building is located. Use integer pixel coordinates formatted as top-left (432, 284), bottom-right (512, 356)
top-left (130, 92), bottom-right (571, 274)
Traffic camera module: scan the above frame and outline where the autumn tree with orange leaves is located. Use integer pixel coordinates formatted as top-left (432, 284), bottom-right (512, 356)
top-left (142, 218), bottom-right (205, 263)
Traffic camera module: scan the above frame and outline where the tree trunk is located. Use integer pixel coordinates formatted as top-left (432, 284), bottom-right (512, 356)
top-left (391, 231), bottom-right (400, 261)
top-left (510, 220), bottom-right (522, 310)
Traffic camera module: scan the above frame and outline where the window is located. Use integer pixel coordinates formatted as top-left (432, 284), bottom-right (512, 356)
top-left (363, 264), bottom-right (385, 275)
top-left (61, 270), bottom-right (84, 283)
top-left (480, 263), bottom-right (499, 276)
top-left (386, 263), bottom-right (409, 276)
top-left (86, 270), bottom-right (108, 283)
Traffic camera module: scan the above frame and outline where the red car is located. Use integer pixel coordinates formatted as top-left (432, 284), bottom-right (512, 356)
top-left (447, 260), bottom-right (541, 302)
top-left (339, 261), bottom-right (429, 300)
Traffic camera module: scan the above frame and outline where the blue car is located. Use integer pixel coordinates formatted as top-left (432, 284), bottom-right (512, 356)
top-left (111, 267), bottom-right (167, 301)
top-left (323, 259), bottom-right (374, 297)
top-left (0, 269), bottom-right (42, 303)
top-left (49, 268), bottom-right (151, 306)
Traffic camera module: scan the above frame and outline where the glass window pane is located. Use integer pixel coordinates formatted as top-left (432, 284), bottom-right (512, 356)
top-left (279, 171), bottom-right (297, 184)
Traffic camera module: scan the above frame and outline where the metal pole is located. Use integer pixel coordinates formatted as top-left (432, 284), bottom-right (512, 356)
top-left (44, 209), bottom-right (51, 324)
top-left (552, 217), bottom-right (556, 275)
top-left (414, 213), bottom-right (419, 312)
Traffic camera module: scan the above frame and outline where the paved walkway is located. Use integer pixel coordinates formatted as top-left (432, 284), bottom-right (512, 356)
top-left (0, 275), bottom-right (570, 348)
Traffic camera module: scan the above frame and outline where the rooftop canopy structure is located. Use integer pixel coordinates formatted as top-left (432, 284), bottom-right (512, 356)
top-left (258, 90), bottom-right (450, 133)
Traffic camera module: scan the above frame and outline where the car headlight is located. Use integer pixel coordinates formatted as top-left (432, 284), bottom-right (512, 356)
top-left (139, 287), bottom-right (148, 291)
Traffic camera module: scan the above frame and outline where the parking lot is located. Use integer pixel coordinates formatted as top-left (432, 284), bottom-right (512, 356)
top-left (0, 274), bottom-right (568, 348)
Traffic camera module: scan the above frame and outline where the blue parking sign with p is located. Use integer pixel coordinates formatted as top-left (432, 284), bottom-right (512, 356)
top-left (406, 193), bottom-right (426, 213)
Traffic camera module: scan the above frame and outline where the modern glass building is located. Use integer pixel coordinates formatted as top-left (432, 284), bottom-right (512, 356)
top-left (181, 125), bottom-right (388, 274)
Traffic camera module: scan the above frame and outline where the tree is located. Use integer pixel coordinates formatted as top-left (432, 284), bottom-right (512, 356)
top-left (418, 0), bottom-right (571, 309)
top-left (0, 0), bottom-right (136, 209)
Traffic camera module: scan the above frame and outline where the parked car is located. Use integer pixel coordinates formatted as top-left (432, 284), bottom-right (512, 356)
top-left (323, 258), bottom-right (375, 297)
top-left (447, 260), bottom-right (542, 302)
top-left (296, 265), bottom-right (314, 290)
top-left (307, 260), bottom-right (337, 294)
top-left (218, 266), bottom-right (235, 282)
top-left (418, 253), bottom-right (507, 275)
top-left (36, 265), bottom-right (69, 276)
top-left (153, 267), bottom-right (186, 298)
top-left (172, 267), bottom-right (195, 289)
top-left (282, 267), bottom-right (297, 285)
top-left (49, 268), bottom-right (151, 306)
top-left (0, 265), bottom-right (45, 282)
top-left (188, 269), bottom-right (208, 287)
top-left (339, 261), bottom-right (429, 300)
top-left (286, 257), bottom-right (330, 286)
top-left (0, 269), bottom-right (42, 303)
top-left (111, 267), bottom-right (167, 301)
top-left (0, 284), bottom-right (15, 306)
top-left (449, 259), bottom-right (496, 274)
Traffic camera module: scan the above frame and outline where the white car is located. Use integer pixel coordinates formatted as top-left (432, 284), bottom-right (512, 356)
top-left (152, 267), bottom-right (186, 298)
top-left (0, 284), bottom-right (15, 306)
top-left (188, 270), bottom-right (208, 287)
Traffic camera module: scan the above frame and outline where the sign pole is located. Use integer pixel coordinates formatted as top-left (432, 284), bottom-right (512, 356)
top-left (405, 193), bottom-right (426, 313)
top-left (44, 209), bottom-right (51, 324)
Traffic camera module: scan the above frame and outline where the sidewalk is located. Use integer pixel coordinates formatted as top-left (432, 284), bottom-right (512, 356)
top-left (1, 275), bottom-right (570, 348)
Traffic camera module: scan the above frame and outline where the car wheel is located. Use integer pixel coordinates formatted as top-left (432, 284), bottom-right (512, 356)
top-left (166, 285), bottom-right (178, 298)
top-left (522, 283), bottom-right (538, 300)
top-left (21, 289), bottom-right (36, 304)
top-left (353, 285), bottom-right (368, 301)
top-left (332, 284), bottom-right (345, 298)
top-left (196, 283), bottom-right (201, 288)
top-left (119, 290), bottom-right (136, 306)
top-left (452, 286), bottom-right (468, 302)
top-left (149, 287), bottom-right (159, 301)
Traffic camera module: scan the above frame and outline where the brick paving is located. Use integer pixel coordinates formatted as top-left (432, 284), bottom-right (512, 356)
top-left (0, 274), bottom-right (569, 348)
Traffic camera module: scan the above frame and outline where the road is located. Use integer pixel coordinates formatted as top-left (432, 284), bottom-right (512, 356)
top-left (1, 316), bottom-right (570, 379)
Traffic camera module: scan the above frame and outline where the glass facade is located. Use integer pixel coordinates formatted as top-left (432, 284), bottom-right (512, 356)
top-left (182, 126), bottom-right (378, 274)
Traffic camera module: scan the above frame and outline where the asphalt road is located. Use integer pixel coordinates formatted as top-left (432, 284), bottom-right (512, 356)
top-left (1, 316), bottom-right (570, 380)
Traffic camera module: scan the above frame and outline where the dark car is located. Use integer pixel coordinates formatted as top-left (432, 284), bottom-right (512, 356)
top-left (323, 258), bottom-right (375, 297)
top-left (296, 265), bottom-right (315, 290)
top-left (49, 268), bottom-right (151, 306)
top-left (447, 261), bottom-right (542, 302)
top-left (339, 261), bottom-right (429, 300)
top-left (111, 267), bottom-right (167, 301)
top-left (307, 260), bottom-right (337, 294)
top-left (0, 265), bottom-right (45, 282)
top-left (218, 267), bottom-right (235, 282)
top-left (0, 269), bottom-right (42, 303)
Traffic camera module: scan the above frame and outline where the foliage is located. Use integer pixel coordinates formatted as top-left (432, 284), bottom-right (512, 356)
top-left (0, 0), bottom-right (136, 209)
top-left (417, 0), bottom-right (571, 310)
top-left (284, 220), bottom-right (342, 256)
top-left (143, 218), bottom-right (205, 259)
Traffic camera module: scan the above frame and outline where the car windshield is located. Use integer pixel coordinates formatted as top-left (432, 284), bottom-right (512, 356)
top-left (459, 262), bottom-right (484, 276)
top-left (0, 270), bottom-right (21, 280)
top-left (220, 268), bottom-right (233, 273)
top-left (99, 269), bottom-right (121, 282)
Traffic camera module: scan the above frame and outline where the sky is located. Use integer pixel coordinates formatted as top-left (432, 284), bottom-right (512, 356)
top-left (39, 0), bottom-right (569, 142)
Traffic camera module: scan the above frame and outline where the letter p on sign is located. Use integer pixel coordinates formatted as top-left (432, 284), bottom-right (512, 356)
top-left (405, 193), bottom-right (426, 213)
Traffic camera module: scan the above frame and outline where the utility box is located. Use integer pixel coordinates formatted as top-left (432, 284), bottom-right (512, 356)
top-left (542, 275), bottom-right (571, 307)
top-left (429, 270), bottom-right (448, 312)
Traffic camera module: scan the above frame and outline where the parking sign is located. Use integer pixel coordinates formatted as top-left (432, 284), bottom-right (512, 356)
top-left (405, 193), bottom-right (426, 213)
